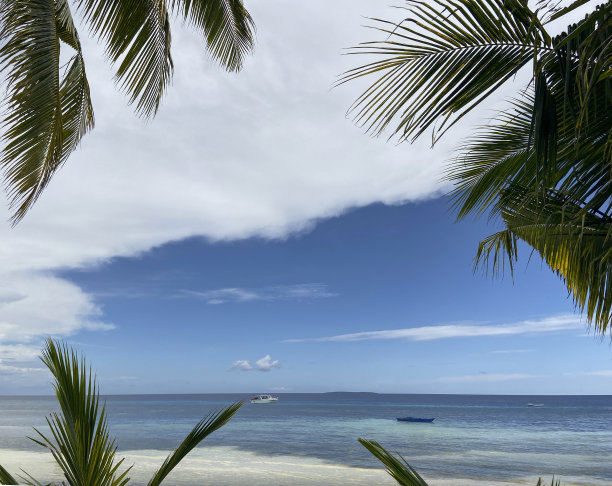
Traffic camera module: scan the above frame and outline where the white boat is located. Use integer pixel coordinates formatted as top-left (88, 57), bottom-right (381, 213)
top-left (527, 403), bottom-right (544, 407)
top-left (250, 394), bottom-right (279, 404)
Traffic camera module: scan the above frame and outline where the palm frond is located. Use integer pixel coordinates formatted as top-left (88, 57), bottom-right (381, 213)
top-left (147, 401), bottom-right (242, 486)
top-left (0, 0), bottom-right (93, 224)
top-left (35, 338), bottom-right (131, 486)
top-left (548, 0), bottom-right (594, 22)
top-left (55, 0), bottom-right (95, 164)
top-left (445, 3), bottom-right (612, 334)
top-left (75, 0), bottom-right (173, 117)
top-left (339, 0), bottom-right (552, 143)
top-left (359, 439), bottom-right (429, 486)
top-left (171, 0), bottom-right (255, 71)
top-left (474, 188), bottom-right (612, 333)
top-left (448, 95), bottom-right (536, 219)
top-left (0, 465), bottom-right (18, 485)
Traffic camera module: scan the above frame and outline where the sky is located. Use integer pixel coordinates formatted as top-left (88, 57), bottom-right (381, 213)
top-left (0, 0), bottom-right (611, 395)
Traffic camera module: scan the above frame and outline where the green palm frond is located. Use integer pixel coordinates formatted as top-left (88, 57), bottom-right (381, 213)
top-left (361, 439), bottom-right (562, 486)
top-left (359, 439), bottom-right (429, 486)
top-left (76, 0), bottom-right (173, 118)
top-left (448, 95), bottom-right (536, 219)
top-left (76, 0), bottom-right (255, 117)
top-left (0, 465), bottom-right (18, 485)
top-left (0, 0), bottom-right (255, 222)
top-left (147, 401), bottom-right (243, 486)
top-left (439, 2), bottom-right (612, 333)
top-left (171, 0), bottom-right (255, 72)
top-left (548, 0), bottom-right (593, 22)
top-left (55, 0), bottom-right (95, 164)
top-left (0, 0), bottom-right (94, 224)
top-left (339, 0), bottom-right (552, 142)
top-left (475, 188), bottom-right (612, 332)
top-left (4, 339), bottom-right (241, 486)
top-left (33, 338), bottom-right (130, 486)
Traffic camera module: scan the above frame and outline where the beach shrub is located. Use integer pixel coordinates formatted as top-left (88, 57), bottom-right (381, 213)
top-left (0, 338), bottom-right (242, 486)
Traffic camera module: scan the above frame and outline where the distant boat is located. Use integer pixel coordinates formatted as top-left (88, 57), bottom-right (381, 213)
top-left (527, 403), bottom-right (544, 407)
top-left (396, 417), bottom-right (435, 423)
top-left (250, 394), bottom-right (279, 404)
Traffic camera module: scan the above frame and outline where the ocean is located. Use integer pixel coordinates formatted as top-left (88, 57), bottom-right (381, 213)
top-left (1, 393), bottom-right (611, 485)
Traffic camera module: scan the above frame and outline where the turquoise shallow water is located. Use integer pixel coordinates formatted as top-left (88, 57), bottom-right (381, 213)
top-left (1, 393), bottom-right (611, 484)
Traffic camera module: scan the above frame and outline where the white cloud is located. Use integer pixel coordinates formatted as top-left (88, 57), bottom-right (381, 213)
top-left (229, 360), bottom-right (253, 371)
top-left (0, 273), bottom-right (115, 343)
top-left (0, 1), bottom-right (452, 358)
top-left (285, 314), bottom-right (583, 343)
top-left (489, 349), bottom-right (535, 355)
top-left (184, 283), bottom-right (335, 304)
top-left (0, 361), bottom-right (46, 375)
top-left (0, 0), bottom-right (528, 373)
top-left (255, 355), bottom-right (281, 372)
top-left (584, 370), bottom-right (612, 376)
top-left (438, 373), bottom-right (541, 383)
top-left (564, 370), bottom-right (612, 377)
top-left (229, 355), bottom-right (281, 372)
top-left (0, 273), bottom-right (115, 379)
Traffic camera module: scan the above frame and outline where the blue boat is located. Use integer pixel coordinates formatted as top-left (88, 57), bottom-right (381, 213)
top-left (396, 417), bottom-right (435, 423)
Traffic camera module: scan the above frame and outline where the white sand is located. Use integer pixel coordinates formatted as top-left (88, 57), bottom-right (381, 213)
top-left (0, 447), bottom-right (588, 486)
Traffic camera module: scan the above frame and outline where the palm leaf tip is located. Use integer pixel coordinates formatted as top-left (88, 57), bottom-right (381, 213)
top-left (341, 0), bottom-right (550, 143)
top-left (147, 401), bottom-right (243, 486)
top-left (0, 464), bottom-right (18, 485)
top-left (171, 0), bottom-right (255, 72)
top-left (359, 438), bottom-right (429, 486)
top-left (0, 0), bottom-right (93, 224)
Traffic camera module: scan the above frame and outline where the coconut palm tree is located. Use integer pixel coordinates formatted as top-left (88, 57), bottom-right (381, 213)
top-left (341, 0), bottom-right (612, 334)
top-left (0, 338), bottom-right (242, 486)
top-left (0, 0), bottom-right (255, 224)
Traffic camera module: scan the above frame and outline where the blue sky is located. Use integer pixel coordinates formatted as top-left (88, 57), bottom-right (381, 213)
top-left (0, 0), bottom-right (610, 395)
top-left (51, 199), bottom-right (612, 395)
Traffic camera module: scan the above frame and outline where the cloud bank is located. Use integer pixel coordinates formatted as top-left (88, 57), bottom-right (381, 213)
top-left (437, 373), bottom-right (542, 383)
top-left (284, 314), bottom-right (583, 343)
top-left (184, 283), bottom-right (335, 304)
top-left (0, 0), bottom-right (453, 368)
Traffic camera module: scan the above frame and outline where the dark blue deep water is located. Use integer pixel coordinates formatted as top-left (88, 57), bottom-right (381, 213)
top-left (1, 393), bottom-right (612, 484)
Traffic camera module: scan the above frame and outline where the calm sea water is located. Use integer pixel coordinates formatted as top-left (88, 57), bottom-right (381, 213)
top-left (1, 393), bottom-right (612, 483)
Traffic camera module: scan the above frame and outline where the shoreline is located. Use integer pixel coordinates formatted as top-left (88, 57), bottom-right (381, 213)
top-left (1, 447), bottom-right (597, 486)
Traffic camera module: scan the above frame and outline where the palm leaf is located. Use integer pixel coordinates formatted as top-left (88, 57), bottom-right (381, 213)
top-left (475, 188), bottom-right (612, 333)
top-left (0, 465), bottom-right (18, 485)
top-left (34, 338), bottom-right (131, 486)
top-left (75, 0), bottom-right (173, 118)
top-left (548, 0), bottom-right (594, 22)
top-left (147, 401), bottom-right (242, 486)
top-left (448, 95), bottom-right (536, 219)
top-left (55, 0), bottom-right (95, 164)
top-left (171, 0), bottom-right (255, 72)
top-left (361, 439), bottom-right (561, 486)
top-left (0, 0), bottom-right (93, 224)
top-left (76, 0), bottom-right (255, 117)
top-left (359, 439), bottom-right (429, 486)
top-left (446, 3), bottom-right (612, 333)
top-left (339, 0), bottom-right (553, 143)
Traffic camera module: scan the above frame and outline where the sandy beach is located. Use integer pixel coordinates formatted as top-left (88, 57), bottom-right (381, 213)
top-left (0, 447), bottom-right (555, 486)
